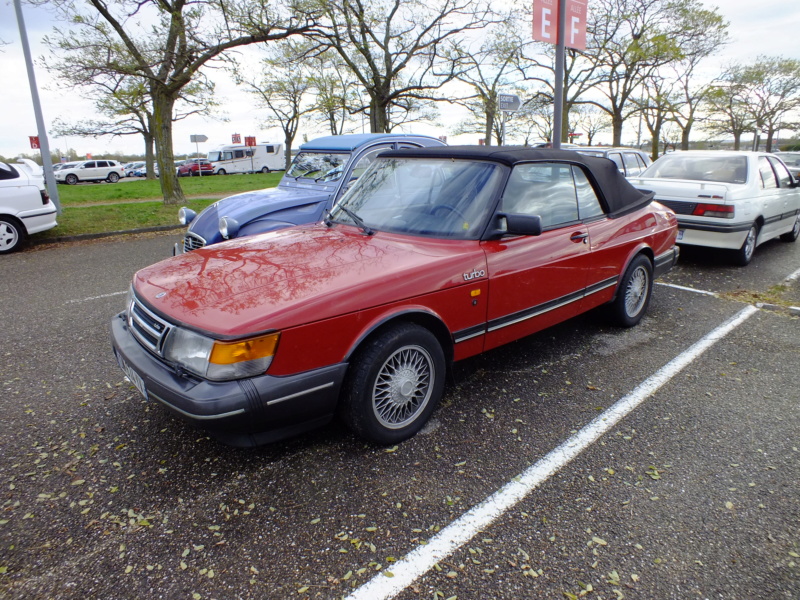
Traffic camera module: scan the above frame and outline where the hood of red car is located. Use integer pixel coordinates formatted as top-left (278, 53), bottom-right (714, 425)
top-left (134, 224), bottom-right (486, 337)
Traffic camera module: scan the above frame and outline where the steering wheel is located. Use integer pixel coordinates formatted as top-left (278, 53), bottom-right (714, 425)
top-left (431, 204), bottom-right (467, 222)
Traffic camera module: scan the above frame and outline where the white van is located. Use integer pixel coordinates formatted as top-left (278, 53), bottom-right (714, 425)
top-left (206, 143), bottom-right (285, 175)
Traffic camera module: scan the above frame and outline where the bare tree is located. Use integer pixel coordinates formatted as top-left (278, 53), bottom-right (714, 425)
top-left (450, 25), bottom-right (528, 146)
top-left (313, 0), bottom-right (494, 133)
top-left (703, 77), bottom-right (754, 150)
top-left (571, 105), bottom-right (611, 145)
top-left (584, 0), bottom-right (728, 145)
top-left (41, 0), bottom-right (319, 204)
top-left (234, 44), bottom-right (315, 171)
top-left (49, 74), bottom-right (217, 178)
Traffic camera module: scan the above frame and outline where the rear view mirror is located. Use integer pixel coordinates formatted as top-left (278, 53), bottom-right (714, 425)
top-left (487, 213), bottom-right (542, 239)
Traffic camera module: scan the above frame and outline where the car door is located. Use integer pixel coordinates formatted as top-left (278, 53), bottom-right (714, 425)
top-left (767, 156), bottom-right (800, 234)
top-left (757, 156), bottom-right (783, 240)
top-left (622, 152), bottom-right (646, 177)
top-left (483, 162), bottom-right (591, 351)
top-left (80, 161), bottom-right (98, 180)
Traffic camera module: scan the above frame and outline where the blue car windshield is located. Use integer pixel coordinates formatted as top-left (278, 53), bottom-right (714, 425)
top-left (287, 152), bottom-right (351, 181)
top-left (331, 157), bottom-right (504, 240)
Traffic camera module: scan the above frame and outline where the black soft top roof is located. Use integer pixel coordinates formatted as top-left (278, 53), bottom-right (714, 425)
top-left (379, 145), bottom-right (654, 218)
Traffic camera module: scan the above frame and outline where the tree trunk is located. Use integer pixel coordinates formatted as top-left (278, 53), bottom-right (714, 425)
top-left (370, 96), bottom-right (391, 133)
top-left (733, 132), bottom-right (741, 151)
top-left (612, 113), bottom-right (624, 146)
top-left (680, 125), bottom-right (691, 151)
top-left (151, 88), bottom-right (185, 206)
top-left (144, 131), bottom-right (156, 179)
top-left (483, 111), bottom-right (493, 147)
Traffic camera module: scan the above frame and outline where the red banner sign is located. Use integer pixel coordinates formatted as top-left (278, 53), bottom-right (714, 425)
top-left (244, 136), bottom-right (256, 147)
top-left (232, 133), bottom-right (241, 144)
top-left (532, 0), bottom-right (587, 50)
top-left (29, 136), bottom-right (40, 150)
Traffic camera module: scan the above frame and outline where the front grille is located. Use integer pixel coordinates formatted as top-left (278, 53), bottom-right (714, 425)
top-left (183, 232), bottom-right (206, 252)
top-left (657, 199), bottom-right (697, 215)
top-left (128, 297), bottom-right (172, 355)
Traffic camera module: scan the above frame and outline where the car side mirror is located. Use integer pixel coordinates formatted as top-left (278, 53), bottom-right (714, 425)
top-left (487, 213), bottom-right (542, 239)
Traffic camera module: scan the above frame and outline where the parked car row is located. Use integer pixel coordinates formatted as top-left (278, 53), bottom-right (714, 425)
top-left (55, 159), bottom-right (125, 185)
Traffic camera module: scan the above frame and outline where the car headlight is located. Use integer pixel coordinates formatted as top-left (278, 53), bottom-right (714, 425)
top-left (178, 207), bottom-right (197, 225)
top-left (163, 328), bottom-right (279, 381)
top-left (219, 216), bottom-right (240, 239)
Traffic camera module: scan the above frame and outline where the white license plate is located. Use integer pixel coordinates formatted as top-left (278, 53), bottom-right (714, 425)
top-left (116, 352), bottom-right (148, 399)
top-left (676, 229), bottom-right (684, 241)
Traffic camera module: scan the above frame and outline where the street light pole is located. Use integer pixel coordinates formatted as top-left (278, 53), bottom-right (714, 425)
top-left (552, 0), bottom-right (567, 149)
top-left (13, 0), bottom-right (61, 213)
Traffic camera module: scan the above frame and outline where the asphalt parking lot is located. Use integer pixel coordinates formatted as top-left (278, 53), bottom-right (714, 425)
top-left (1, 232), bottom-right (798, 599)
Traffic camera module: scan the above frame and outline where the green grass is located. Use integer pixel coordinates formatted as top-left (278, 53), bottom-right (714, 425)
top-left (30, 172), bottom-right (284, 242)
top-left (57, 172), bottom-right (283, 205)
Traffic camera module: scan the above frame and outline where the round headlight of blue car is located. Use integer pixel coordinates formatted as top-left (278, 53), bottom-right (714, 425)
top-left (219, 216), bottom-right (240, 239)
top-left (178, 207), bottom-right (197, 225)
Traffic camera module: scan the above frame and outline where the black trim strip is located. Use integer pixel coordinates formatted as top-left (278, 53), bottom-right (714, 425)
top-left (454, 275), bottom-right (621, 343)
top-left (677, 219), bottom-right (752, 233)
top-left (585, 276), bottom-right (618, 296)
top-left (453, 324), bottom-right (486, 344)
top-left (20, 208), bottom-right (57, 221)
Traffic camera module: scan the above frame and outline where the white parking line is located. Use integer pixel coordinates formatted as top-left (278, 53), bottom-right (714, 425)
top-left (65, 290), bottom-right (127, 305)
top-left (656, 282), bottom-right (718, 296)
top-left (345, 305), bottom-right (759, 600)
top-left (785, 266), bottom-right (800, 283)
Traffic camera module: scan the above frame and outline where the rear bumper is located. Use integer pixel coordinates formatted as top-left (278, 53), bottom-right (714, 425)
top-left (110, 313), bottom-right (347, 446)
top-left (676, 218), bottom-right (750, 250)
top-left (654, 246), bottom-right (680, 279)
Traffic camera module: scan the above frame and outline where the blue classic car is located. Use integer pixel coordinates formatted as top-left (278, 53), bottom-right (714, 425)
top-left (174, 133), bottom-right (446, 253)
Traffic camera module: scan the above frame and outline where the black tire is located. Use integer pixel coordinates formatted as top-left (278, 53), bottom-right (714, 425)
top-left (65, 174), bottom-right (78, 185)
top-left (339, 323), bottom-right (446, 444)
top-left (261, 166), bottom-right (270, 174)
top-left (188, 170), bottom-right (194, 177)
top-left (733, 223), bottom-right (758, 266)
top-left (107, 172), bottom-right (120, 183)
top-left (0, 216), bottom-right (27, 254)
top-left (217, 169), bottom-right (226, 176)
top-left (780, 215), bottom-right (800, 243)
top-left (610, 254), bottom-right (653, 328)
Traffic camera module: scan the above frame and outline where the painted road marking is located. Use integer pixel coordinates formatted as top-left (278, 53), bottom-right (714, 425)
top-left (346, 305), bottom-right (759, 600)
top-left (656, 282), bottom-right (717, 296)
top-left (65, 290), bottom-right (127, 304)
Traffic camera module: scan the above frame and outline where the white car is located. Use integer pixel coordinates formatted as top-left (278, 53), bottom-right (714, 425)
top-left (0, 161), bottom-right (58, 254)
top-left (632, 151), bottom-right (800, 265)
top-left (574, 147), bottom-right (652, 177)
top-left (55, 159), bottom-right (124, 185)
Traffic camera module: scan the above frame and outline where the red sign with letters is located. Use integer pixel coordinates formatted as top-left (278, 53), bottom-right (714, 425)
top-left (29, 136), bottom-right (40, 150)
top-left (232, 133), bottom-right (241, 144)
top-left (244, 136), bottom-right (256, 147)
top-left (532, 0), bottom-right (587, 50)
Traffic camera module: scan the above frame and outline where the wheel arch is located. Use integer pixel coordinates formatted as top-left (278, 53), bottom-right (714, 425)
top-left (344, 309), bottom-right (455, 371)
top-left (609, 244), bottom-right (654, 303)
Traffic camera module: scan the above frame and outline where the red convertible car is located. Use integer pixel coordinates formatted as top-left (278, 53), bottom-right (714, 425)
top-left (111, 147), bottom-right (678, 446)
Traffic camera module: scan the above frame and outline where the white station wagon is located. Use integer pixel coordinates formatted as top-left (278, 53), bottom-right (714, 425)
top-left (632, 151), bottom-right (800, 265)
top-left (55, 159), bottom-right (124, 185)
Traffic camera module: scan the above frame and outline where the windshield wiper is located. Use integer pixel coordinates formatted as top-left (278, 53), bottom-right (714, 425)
top-left (337, 206), bottom-right (374, 235)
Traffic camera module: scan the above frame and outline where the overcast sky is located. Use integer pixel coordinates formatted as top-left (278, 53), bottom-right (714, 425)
top-left (1, 0), bottom-right (799, 160)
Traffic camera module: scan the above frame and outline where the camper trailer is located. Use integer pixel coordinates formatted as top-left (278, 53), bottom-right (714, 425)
top-left (206, 143), bottom-right (285, 175)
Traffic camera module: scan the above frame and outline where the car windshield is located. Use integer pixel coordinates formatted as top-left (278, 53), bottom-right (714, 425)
top-left (642, 154), bottom-right (748, 184)
top-left (329, 157), bottom-right (504, 240)
top-left (286, 152), bottom-right (350, 181)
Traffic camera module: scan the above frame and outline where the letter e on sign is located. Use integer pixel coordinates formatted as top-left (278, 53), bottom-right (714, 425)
top-left (532, 0), bottom-right (557, 43)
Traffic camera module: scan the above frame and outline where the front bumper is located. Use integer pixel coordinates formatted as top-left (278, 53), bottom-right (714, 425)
top-left (110, 313), bottom-right (347, 446)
